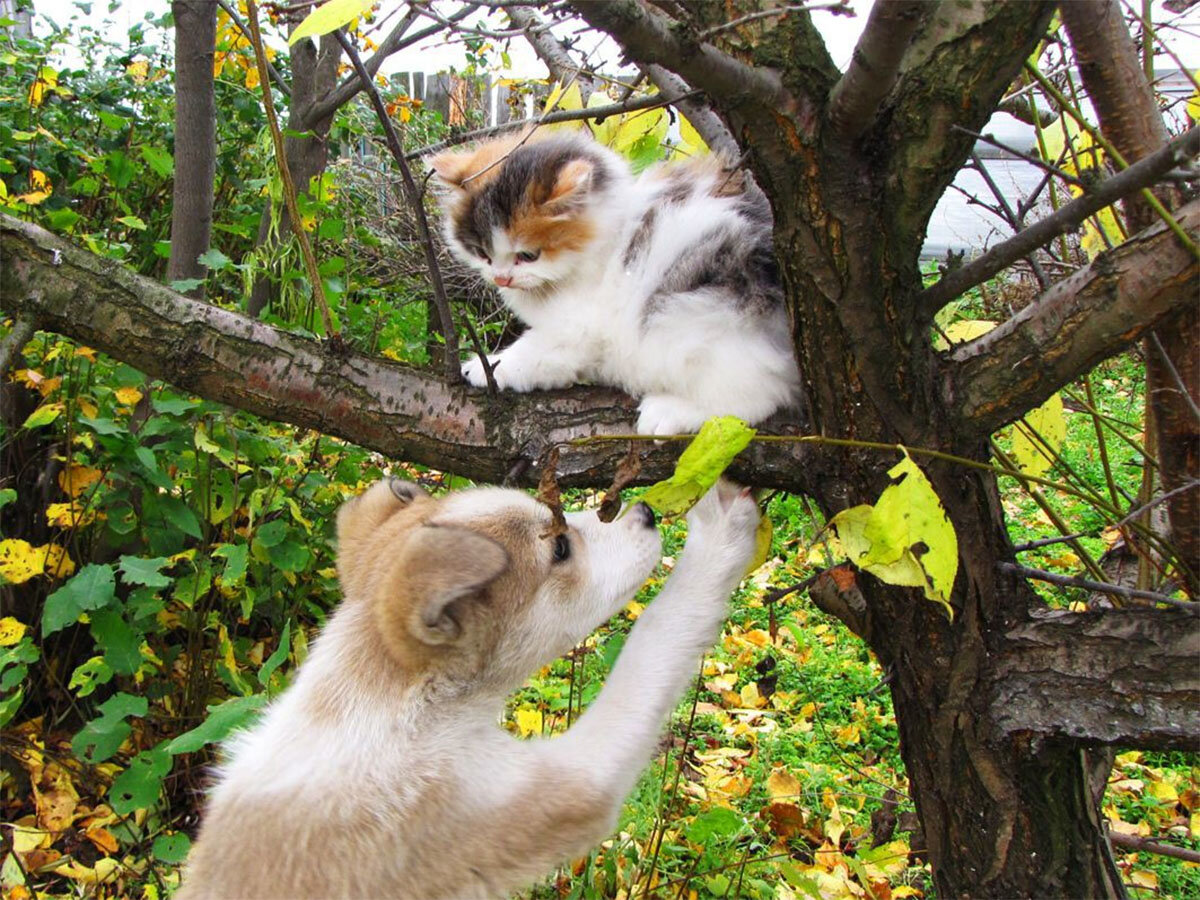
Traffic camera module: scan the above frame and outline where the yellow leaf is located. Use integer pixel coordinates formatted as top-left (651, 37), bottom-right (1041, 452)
top-left (891, 888), bottom-right (924, 898)
top-left (766, 767), bottom-right (802, 801)
top-left (1008, 392), bottom-right (1066, 477)
top-left (543, 81), bottom-right (585, 132)
top-left (0, 616), bottom-right (28, 645)
top-left (59, 465), bottom-right (103, 498)
top-left (678, 113), bottom-right (708, 155)
top-left (834, 722), bottom-right (861, 745)
top-left (745, 514), bottom-right (773, 576)
top-left (74, 346), bottom-right (98, 362)
top-left (114, 386), bottom-right (143, 406)
top-left (613, 105), bottom-right (668, 154)
top-left (46, 502), bottom-right (98, 529)
top-left (244, 63), bottom-right (260, 90)
top-left (126, 59), bottom-right (150, 83)
top-left (586, 91), bottom-right (621, 145)
top-left (740, 682), bottom-right (766, 709)
top-left (40, 544), bottom-right (74, 578)
top-left (0, 539), bottom-right (45, 584)
top-left (514, 707), bottom-right (542, 737)
top-left (10, 824), bottom-right (50, 854)
top-left (934, 319), bottom-right (996, 351)
top-left (1128, 870), bottom-right (1158, 890)
top-left (624, 599), bottom-right (645, 619)
top-left (1080, 205), bottom-right (1125, 260)
top-left (289, 0), bottom-right (375, 45)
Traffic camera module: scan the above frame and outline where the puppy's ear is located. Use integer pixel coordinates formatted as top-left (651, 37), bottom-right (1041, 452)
top-left (393, 524), bottom-right (509, 646)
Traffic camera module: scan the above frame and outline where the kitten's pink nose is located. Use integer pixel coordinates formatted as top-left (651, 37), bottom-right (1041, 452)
top-left (493, 274), bottom-right (513, 287)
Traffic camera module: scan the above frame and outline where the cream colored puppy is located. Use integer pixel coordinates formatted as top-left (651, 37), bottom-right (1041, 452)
top-left (178, 477), bottom-right (759, 899)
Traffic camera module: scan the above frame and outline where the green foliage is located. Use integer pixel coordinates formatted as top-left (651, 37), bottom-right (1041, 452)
top-left (641, 416), bottom-right (756, 516)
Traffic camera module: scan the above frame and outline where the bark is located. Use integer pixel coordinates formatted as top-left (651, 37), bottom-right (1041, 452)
top-left (167, 1), bottom-right (218, 298)
top-left (576, 2), bottom-right (1150, 895)
top-left (949, 197), bottom-right (1200, 435)
top-left (1062, 0), bottom-right (1200, 581)
top-left (504, 5), bottom-right (595, 101)
top-left (0, 214), bottom-right (810, 492)
top-left (992, 607), bottom-right (1200, 749)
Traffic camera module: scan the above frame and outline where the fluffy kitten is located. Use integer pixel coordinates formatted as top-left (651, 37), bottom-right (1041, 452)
top-left (430, 131), bottom-right (799, 435)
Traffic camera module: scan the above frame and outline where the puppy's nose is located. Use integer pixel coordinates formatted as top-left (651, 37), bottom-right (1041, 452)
top-left (633, 502), bottom-right (656, 528)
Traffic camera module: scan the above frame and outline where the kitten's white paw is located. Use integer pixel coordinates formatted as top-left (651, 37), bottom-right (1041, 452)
top-left (462, 354), bottom-right (500, 388)
top-left (636, 396), bottom-right (707, 436)
top-left (685, 479), bottom-right (760, 572)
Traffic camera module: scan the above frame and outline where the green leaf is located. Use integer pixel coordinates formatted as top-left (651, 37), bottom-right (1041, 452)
top-left (685, 806), bottom-right (743, 843)
top-left (1007, 392), bottom-right (1066, 477)
top-left (152, 833), bottom-right (192, 864)
top-left (89, 609), bottom-right (142, 675)
top-left (169, 277), bottom-right (205, 293)
top-left (0, 488), bottom-right (16, 509)
top-left (109, 745), bottom-right (171, 814)
top-left (119, 555), bottom-right (172, 588)
top-left (213, 542), bottom-right (248, 585)
top-left (78, 415), bottom-right (123, 435)
top-left (116, 215), bottom-right (146, 230)
top-left (165, 693), bottom-right (267, 755)
top-left (288, 0), bottom-right (373, 45)
top-left (830, 452), bottom-right (958, 618)
top-left (196, 247), bottom-right (231, 270)
top-left (258, 620), bottom-right (290, 688)
top-left (157, 495), bottom-right (203, 540)
top-left (43, 564), bottom-right (116, 635)
top-left (140, 145), bottom-right (174, 177)
top-left (68, 656), bottom-right (114, 698)
top-left (255, 518), bottom-right (288, 548)
top-left (71, 692), bottom-right (147, 762)
top-left (22, 404), bottom-right (61, 429)
top-left (0, 686), bottom-right (24, 727)
top-left (46, 207), bottom-right (82, 231)
top-left (641, 416), bottom-right (756, 516)
top-left (97, 109), bottom-right (129, 130)
top-left (267, 540), bottom-right (310, 572)
top-left (105, 150), bottom-right (135, 188)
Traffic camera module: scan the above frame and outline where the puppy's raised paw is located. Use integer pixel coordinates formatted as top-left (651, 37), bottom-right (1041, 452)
top-left (684, 478), bottom-right (760, 572)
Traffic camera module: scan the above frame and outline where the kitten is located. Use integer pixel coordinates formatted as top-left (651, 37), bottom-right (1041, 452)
top-left (429, 131), bottom-right (800, 435)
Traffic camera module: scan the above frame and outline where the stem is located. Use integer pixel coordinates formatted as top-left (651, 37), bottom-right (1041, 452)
top-left (245, 0), bottom-right (337, 338)
top-left (999, 562), bottom-right (1196, 610)
top-left (331, 29), bottom-right (471, 386)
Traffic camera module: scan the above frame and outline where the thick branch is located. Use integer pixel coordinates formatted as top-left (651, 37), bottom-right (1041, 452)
top-left (948, 198), bottom-right (1200, 435)
top-left (826, 0), bottom-right (926, 141)
top-left (570, 1), bottom-right (800, 138)
top-left (884, 1), bottom-right (1056, 248)
top-left (0, 214), bottom-right (810, 492)
top-left (504, 5), bottom-right (595, 100)
top-left (918, 126), bottom-right (1199, 316)
top-left (990, 607), bottom-right (1199, 750)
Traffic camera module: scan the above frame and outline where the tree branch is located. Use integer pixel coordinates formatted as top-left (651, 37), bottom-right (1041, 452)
top-left (643, 64), bottom-right (739, 156)
top-left (990, 607), bottom-right (1199, 750)
top-left (569, 0), bottom-right (799, 138)
top-left (307, 6), bottom-right (458, 124)
top-left (918, 126), bottom-right (1199, 317)
top-left (504, 4), bottom-right (595, 100)
top-left (826, 0), bottom-right (927, 141)
top-left (948, 197), bottom-right (1200, 435)
top-left (883, 1), bottom-right (1056, 248)
top-left (0, 214), bottom-right (811, 492)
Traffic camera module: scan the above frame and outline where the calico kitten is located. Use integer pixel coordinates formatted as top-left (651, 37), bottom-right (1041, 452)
top-left (430, 131), bottom-right (799, 435)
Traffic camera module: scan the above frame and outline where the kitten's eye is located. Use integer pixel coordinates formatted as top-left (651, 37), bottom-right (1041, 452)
top-left (516, 250), bottom-right (541, 264)
top-left (552, 533), bottom-right (571, 563)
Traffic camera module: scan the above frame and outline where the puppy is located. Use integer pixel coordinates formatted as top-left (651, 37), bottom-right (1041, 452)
top-left (178, 478), bottom-right (759, 899)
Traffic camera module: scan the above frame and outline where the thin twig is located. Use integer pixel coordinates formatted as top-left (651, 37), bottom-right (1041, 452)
top-left (407, 89), bottom-right (702, 160)
top-left (1107, 830), bottom-right (1200, 863)
top-left (1012, 533), bottom-right (1089, 552)
top-left (696, 2), bottom-right (850, 40)
top-left (1000, 562), bottom-right (1197, 611)
top-left (959, 126), bottom-right (1084, 187)
top-left (969, 151), bottom-right (1049, 288)
top-left (1117, 479), bottom-right (1200, 528)
top-left (918, 125), bottom-right (1199, 315)
top-left (1148, 331), bottom-right (1200, 421)
top-left (245, 0), bottom-right (337, 338)
top-left (332, 30), bottom-right (472, 387)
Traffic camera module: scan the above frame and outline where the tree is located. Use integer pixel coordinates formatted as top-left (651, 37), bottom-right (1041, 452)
top-left (2, 1), bottom-right (1197, 896)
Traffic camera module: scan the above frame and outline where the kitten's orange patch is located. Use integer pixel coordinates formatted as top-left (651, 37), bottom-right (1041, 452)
top-left (428, 132), bottom-right (529, 191)
top-left (510, 207), bottom-right (596, 255)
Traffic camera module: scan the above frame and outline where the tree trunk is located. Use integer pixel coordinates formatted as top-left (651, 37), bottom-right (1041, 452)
top-left (167, 0), bottom-right (217, 298)
top-left (247, 33), bottom-right (341, 318)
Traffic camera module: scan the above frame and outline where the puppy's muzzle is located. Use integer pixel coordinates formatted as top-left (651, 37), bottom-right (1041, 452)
top-left (632, 502), bottom-right (656, 529)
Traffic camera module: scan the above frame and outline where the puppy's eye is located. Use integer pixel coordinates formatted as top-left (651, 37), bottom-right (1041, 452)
top-left (552, 533), bottom-right (571, 563)
top-left (516, 250), bottom-right (541, 264)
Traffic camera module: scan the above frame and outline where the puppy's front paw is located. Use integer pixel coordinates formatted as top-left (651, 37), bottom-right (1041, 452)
top-left (685, 479), bottom-right (760, 573)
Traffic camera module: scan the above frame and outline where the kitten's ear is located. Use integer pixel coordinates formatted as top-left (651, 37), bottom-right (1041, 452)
top-left (427, 150), bottom-right (475, 190)
top-left (542, 158), bottom-right (595, 208)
